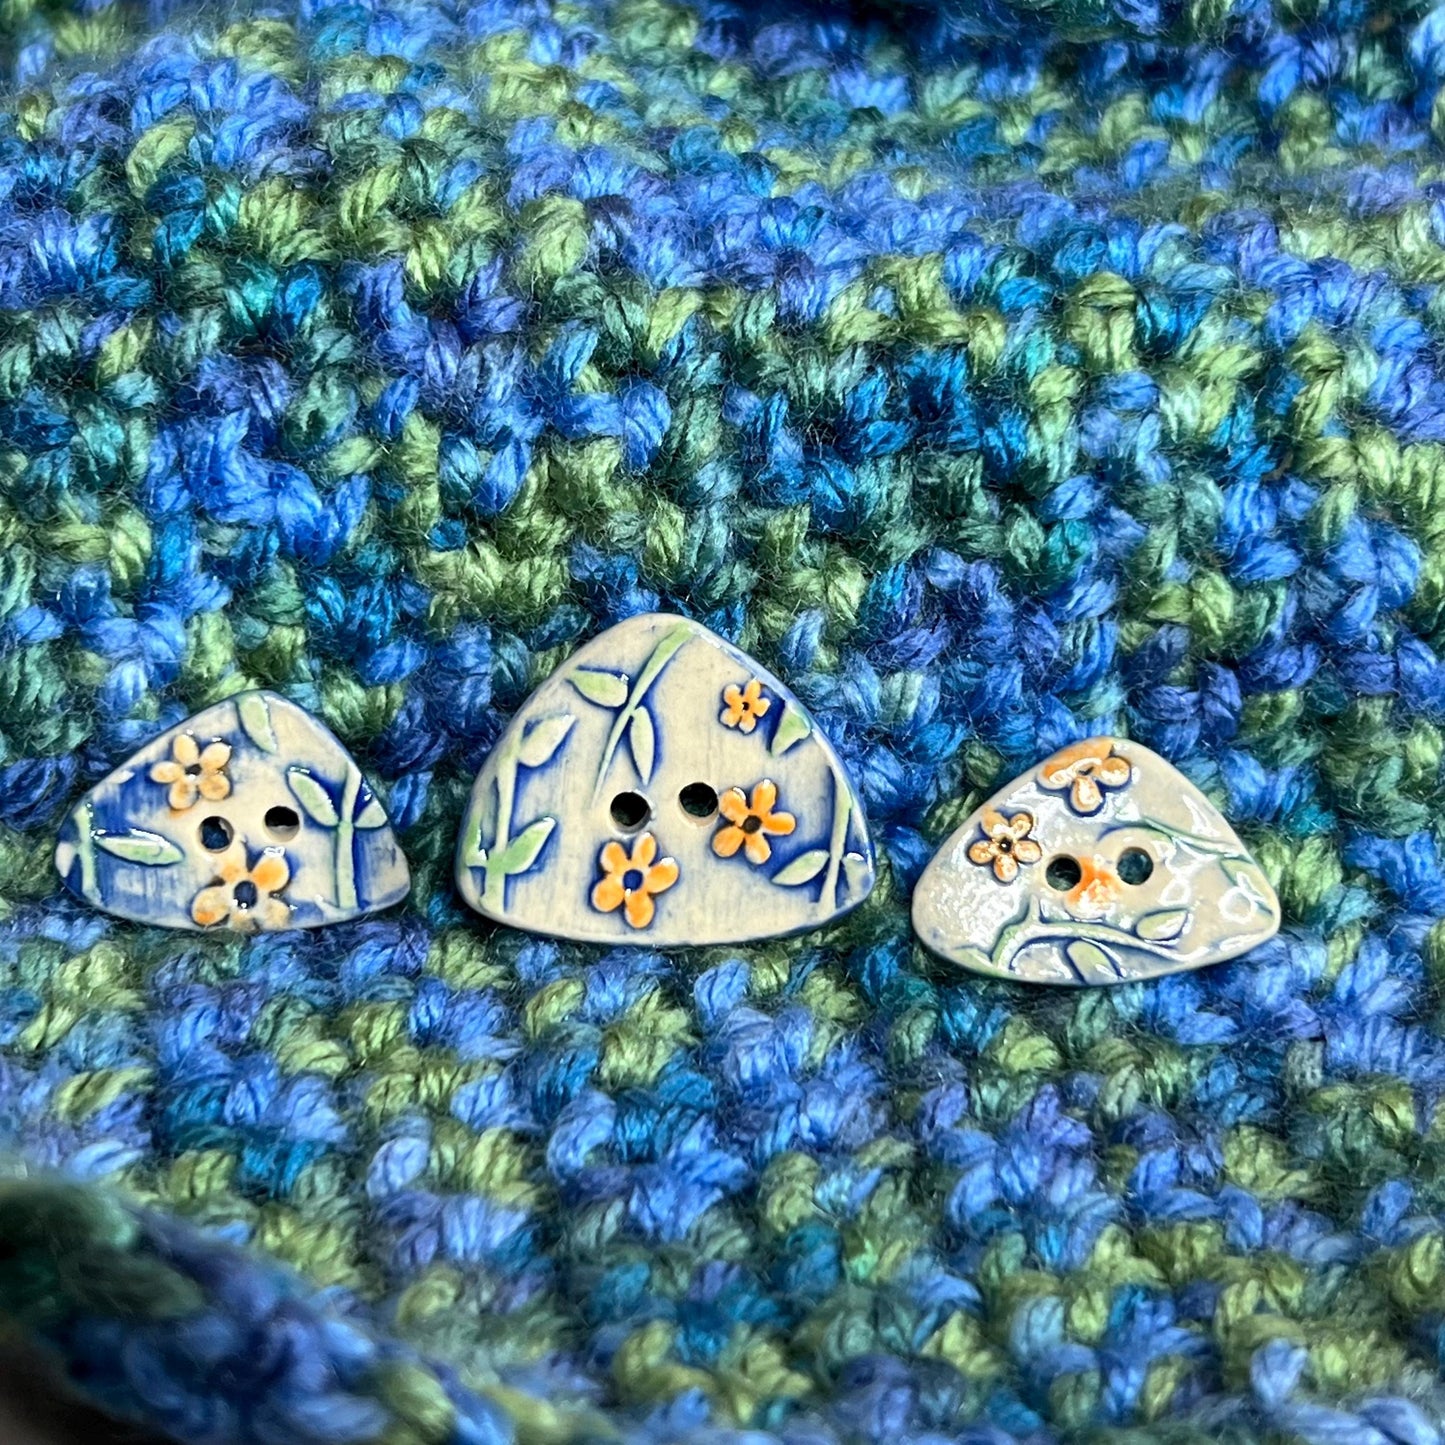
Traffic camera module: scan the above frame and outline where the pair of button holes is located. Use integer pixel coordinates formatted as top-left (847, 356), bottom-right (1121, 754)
top-left (610, 783), bottom-right (719, 832)
top-left (1044, 848), bottom-right (1153, 891)
top-left (197, 806), bottom-right (300, 853)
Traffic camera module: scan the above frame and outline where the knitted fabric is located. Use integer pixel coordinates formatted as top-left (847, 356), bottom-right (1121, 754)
top-left (3, 0), bottom-right (1445, 1441)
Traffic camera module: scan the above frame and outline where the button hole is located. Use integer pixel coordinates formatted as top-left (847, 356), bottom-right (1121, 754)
top-left (1045, 855), bottom-right (1081, 891)
top-left (609, 791), bottom-right (651, 831)
top-left (678, 782), bottom-right (718, 822)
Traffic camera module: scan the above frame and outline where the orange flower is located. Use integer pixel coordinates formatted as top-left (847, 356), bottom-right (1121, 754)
top-left (150, 733), bottom-right (232, 811)
top-left (967, 809), bottom-right (1042, 883)
top-left (1038, 738), bottom-right (1131, 815)
top-left (720, 678), bottom-right (770, 734)
top-left (592, 831), bottom-right (679, 930)
top-left (191, 847), bottom-right (291, 932)
top-left (713, 779), bottom-right (795, 866)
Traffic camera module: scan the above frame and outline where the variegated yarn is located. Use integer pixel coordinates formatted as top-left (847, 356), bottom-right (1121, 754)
top-left (4, 0), bottom-right (1445, 1441)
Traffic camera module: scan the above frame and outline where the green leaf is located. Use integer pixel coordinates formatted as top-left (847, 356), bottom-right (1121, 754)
top-left (628, 708), bottom-right (655, 784)
top-left (236, 693), bottom-right (278, 753)
top-left (954, 946), bottom-right (994, 976)
top-left (772, 849), bottom-right (829, 887)
top-left (843, 851), bottom-right (871, 898)
top-left (498, 816), bottom-right (555, 875)
top-left (355, 796), bottom-right (387, 830)
top-left (461, 816), bottom-right (488, 868)
top-left (287, 768), bottom-right (340, 827)
top-left (569, 669), bottom-right (628, 707)
top-left (1066, 939), bottom-right (1123, 982)
top-left (1221, 856), bottom-right (1263, 889)
top-left (1220, 856), bottom-right (1272, 910)
top-left (770, 702), bottom-right (812, 757)
top-left (94, 829), bottom-right (183, 866)
top-left (517, 714), bottom-right (575, 769)
top-left (1135, 908), bottom-right (1188, 941)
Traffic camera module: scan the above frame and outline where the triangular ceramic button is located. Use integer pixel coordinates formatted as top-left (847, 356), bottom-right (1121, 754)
top-left (912, 737), bottom-right (1280, 985)
top-left (55, 692), bottom-right (409, 931)
top-left (455, 614), bottom-right (874, 945)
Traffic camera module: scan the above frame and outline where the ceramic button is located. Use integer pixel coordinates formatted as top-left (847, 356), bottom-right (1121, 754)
top-left (912, 737), bottom-right (1280, 985)
top-left (55, 691), bottom-right (409, 931)
top-left (455, 613), bottom-right (874, 945)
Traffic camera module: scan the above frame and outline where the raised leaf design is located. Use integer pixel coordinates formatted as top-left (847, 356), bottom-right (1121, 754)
top-left (517, 714), bottom-right (574, 769)
top-left (770, 702), bottom-right (812, 757)
top-left (1135, 908), bottom-right (1188, 941)
top-left (843, 851), bottom-right (871, 898)
top-left (569, 669), bottom-right (629, 708)
top-left (236, 693), bottom-right (278, 754)
top-left (453, 613), bottom-right (875, 940)
top-left (772, 849), bottom-right (829, 887)
top-left (1221, 856), bottom-right (1271, 907)
top-left (94, 829), bottom-right (183, 866)
top-left (590, 623), bottom-right (691, 797)
top-left (355, 796), bottom-right (387, 830)
top-left (287, 767), bottom-right (340, 827)
top-left (628, 708), bottom-right (655, 784)
top-left (498, 816), bottom-right (555, 875)
top-left (1066, 939), bottom-right (1123, 981)
top-left (955, 945), bottom-right (993, 975)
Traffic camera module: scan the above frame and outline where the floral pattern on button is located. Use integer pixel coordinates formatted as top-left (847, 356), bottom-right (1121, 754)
top-left (592, 831), bottom-right (679, 930)
top-left (454, 614), bottom-right (875, 945)
top-left (191, 847), bottom-right (291, 932)
top-left (150, 734), bottom-right (232, 812)
top-left (1037, 738), bottom-right (1132, 815)
top-left (720, 678), bottom-right (770, 734)
top-left (713, 780), bottom-right (796, 866)
top-left (967, 808), bottom-right (1042, 883)
top-left (56, 691), bottom-right (408, 932)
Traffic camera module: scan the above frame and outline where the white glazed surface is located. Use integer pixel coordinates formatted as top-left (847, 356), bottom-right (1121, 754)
top-left (55, 691), bottom-right (409, 931)
top-left (912, 737), bottom-right (1281, 985)
top-left (456, 614), bottom-right (874, 945)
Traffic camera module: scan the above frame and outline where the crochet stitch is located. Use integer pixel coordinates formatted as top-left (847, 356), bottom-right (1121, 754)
top-left (4, 0), bottom-right (1445, 1440)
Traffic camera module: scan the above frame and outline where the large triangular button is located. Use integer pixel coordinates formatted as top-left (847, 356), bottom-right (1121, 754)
top-left (455, 614), bottom-right (874, 945)
top-left (912, 737), bottom-right (1280, 985)
top-left (55, 692), bottom-right (409, 931)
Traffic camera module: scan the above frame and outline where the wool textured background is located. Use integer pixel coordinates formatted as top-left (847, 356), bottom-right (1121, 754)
top-left (2, 0), bottom-right (1445, 1441)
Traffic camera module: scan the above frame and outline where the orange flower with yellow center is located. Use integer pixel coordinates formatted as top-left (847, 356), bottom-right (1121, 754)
top-left (713, 779), bottom-right (795, 866)
top-left (150, 733), bottom-right (232, 811)
top-left (592, 831), bottom-right (679, 930)
top-left (720, 678), bottom-right (770, 734)
top-left (191, 848), bottom-right (291, 932)
top-left (1037, 738), bottom-right (1131, 815)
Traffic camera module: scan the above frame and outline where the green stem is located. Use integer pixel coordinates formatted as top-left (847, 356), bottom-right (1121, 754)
top-left (989, 893), bottom-right (1040, 966)
top-left (335, 766), bottom-right (360, 911)
top-left (482, 740), bottom-right (521, 911)
top-left (989, 894), bottom-right (1191, 975)
top-left (591, 622), bottom-right (692, 801)
top-left (464, 802), bottom-right (486, 872)
top-left (73, 802), bottom-right (97, 903)
top-left (1100, 819), bottom-right (1246, 859)
top-left (818, 772), bottom-right (849, 918)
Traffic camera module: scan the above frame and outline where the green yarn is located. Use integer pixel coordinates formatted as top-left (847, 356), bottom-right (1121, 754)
top-left (3, 0), bottom-right (1445, 1440)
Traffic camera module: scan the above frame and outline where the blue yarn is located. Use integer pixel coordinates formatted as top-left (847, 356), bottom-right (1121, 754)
top-left (7, 0), bottom-right (1445, 1440)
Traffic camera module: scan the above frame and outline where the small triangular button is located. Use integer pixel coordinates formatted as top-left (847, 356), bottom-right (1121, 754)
top-left (56, 692), bottom-right (409, 931)
top-left (455, 614), bottom-right (874, 945)
top-left (913, 737), bottom-right (1280, 985)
